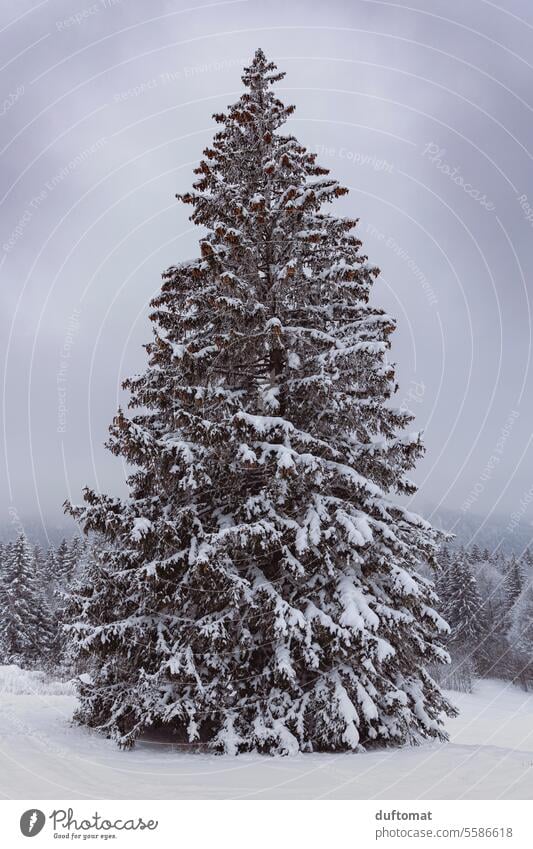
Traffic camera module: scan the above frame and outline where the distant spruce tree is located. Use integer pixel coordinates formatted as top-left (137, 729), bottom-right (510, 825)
top-left (434, 545), bottom-right (451, 610)
top-left (56, 538), bottom-right (76, 585)
top-left (495, 550), bottom-right (507, 572)
top-left (68, 536), bottom-right (85, 582)
top-left (65, 50), bottom-right (455, 753)
top-left (33, 543), bottom-right (45, 572)
top-left (444, 557), bottom-right (486, 652)
top-left (503, 555), bottom-right (524, 611)
top-left (522, 547), bottom-right (533, 569)
top-left (438, 545), bottom-right (451, 569)
top-left (508, 583), bottom-right (533, 688)
top-left (0, 534), bottom-right (53, 667)
top-left (442, 556), bottom-right (493, 684)
top-left (0, 542), bottom-right (7, 662)
top-left (43, 545), bottom-right (62, 610)
top-left (469, 543), bottom-right (482, 564)
top-left (55, 537), bottom-right (93, 666)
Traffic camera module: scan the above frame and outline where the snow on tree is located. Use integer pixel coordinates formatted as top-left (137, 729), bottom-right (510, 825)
top-left (55, 538), bottom-right (76, 585)
top-left (493, 550), bottom-right (507, 573)
top-left (439, 544), bottom-right (451, 567)
top-left (440, 556), bottom-right (488, 685)
top-left (434, 545), bottom-right (452, 606)
top-left (522, 547), bottom-right (533, 570)
top-left (68, 535), bottom-right (90, 584)
top-left (503, 555), bottom-right (524, 611)
top-left (69, 535), bottom-right (84, 561)
top-left (65, 49), bottom-right (455, 753)
top-left (436, 544), bottom-right (452, 577)
top-left (33, 543), bottom-right (45, 571)
top-left (41, 545), bottom-right (63, 611)
top-left (469, 544), bottom-right (482, 564)
top-left (470, 556), bottom-right (508, 678)
top-left (507, 583), bottom-right (533, 688)
top-left (33, 543), bottom-right (53, 609)
top-left (56, 538), bottom-right (96, 666)
top-left (0, 542), bottom-right (8, 662)
top-left (444, 557), bottom-right (486, 650)
top-left (0, 534), bottom-right (53, 667)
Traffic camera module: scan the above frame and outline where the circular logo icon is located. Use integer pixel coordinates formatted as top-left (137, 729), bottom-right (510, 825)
top-left (20, 810), bottom-right (45, 837)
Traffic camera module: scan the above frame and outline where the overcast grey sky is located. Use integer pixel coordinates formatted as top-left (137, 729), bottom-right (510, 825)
top-left (1, 0), bottom-right (533, 542)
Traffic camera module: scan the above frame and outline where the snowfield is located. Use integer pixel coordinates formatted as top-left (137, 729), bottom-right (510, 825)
top-left (0, 666), bottom-right (532, 799)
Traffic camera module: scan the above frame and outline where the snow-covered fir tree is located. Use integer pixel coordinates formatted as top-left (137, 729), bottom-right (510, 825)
top-left (470, 552), bottom-right (508, 675)
top-left (0, 542), bottom-right (7, 661)
top-left (56, 538), bottom-right (76, 585)
top-left (68, 536), bottom-right (86, 581)
top-left (0, 534), bottom-right (53, 667)
top-left (440, 556), bottom-right (489, 683)
top-left (444, 557), bottom-right (486, 650)
top-left (42, 544), bottom-right (64, 612)
top-left (469, 544), bottom-right (482, 564)
top-left (523, 547), bottom-right (533, 569)
top-left (507, 583), bottom-right (533, 687)
top-left (65, 49), bottom-right (455, 753)
top-left (503, 554), bottom-right (524, 612)
top-left (434, 545), bottom-right (451, 604)
top-left (438, 544), bottom-right (451, 569)
top-left (33, 543), bottom-right (45, 572)
top-left (58, 538), bottom-right (97, 671)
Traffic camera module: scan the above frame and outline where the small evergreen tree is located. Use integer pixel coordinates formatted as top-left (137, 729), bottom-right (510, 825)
top-left (443, 557), bottom-right (488, 681)
top-left (0, 534), bottom-right (53, 667)
top-left (33, 543), bottom-right (48, 601)
top-left (522, 547), bottom-right (533, 570)
top-left (58, 539), bottom-right (96, 674)
top-left (503, 555), bottom-right (524, 611)
top-left (65, 49), bottom-right (455, 753)
top-left (68, 535), bottom-right (87, 584)
top-left (469, 543), bottom-right (482, 564)
top-left (56, 538), bottom-right (76, 585)
top-left (494, 550), bottom-right (506, 573)
top-left (438, 545), bottom-right (451, 569)
top-left (0, 542), bottom-right (8, 663)
top-left (434, 545), bottom-right (451, 609)
top-left (33, 543), bottom-right (44, 569)
top-left (444, 558), bottom-right (485, 647)
top-left (42, 545), bottom-right (62, 610)
top-left (508, 584), bottom-right (533, 689)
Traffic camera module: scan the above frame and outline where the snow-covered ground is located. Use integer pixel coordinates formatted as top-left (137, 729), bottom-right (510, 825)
top-left (0, 666), bottom-right (532, 799)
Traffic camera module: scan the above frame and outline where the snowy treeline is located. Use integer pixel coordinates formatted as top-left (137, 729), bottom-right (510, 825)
top-left (432, 544), bottom-right (533, 692)
top-left (2, 532), bottom-right (530, 699)
top-left (0, 534), bottom-right (90, 670)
